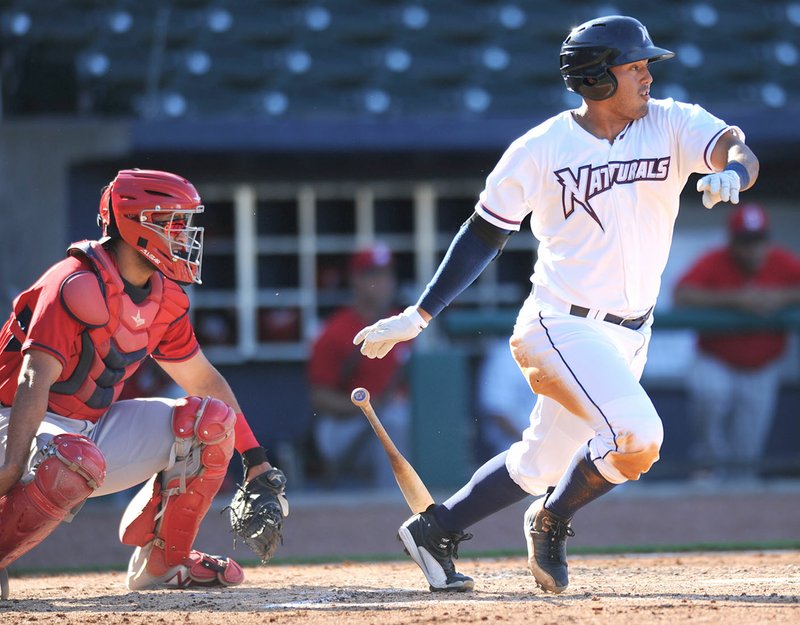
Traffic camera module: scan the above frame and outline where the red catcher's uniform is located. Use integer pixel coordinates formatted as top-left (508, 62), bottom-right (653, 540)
top-left (0, 241), bottom-right (198, 417)
top-left (676, 246), bottom-right (800, 369)
top-left (0, 240), bottom-right (255, 588)
top-left (308, 307), bottom-right (408, 397)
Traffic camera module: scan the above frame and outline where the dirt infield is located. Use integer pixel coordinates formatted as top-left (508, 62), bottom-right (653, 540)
top-left (12, 480), bottom-right (800, 571)
top-left (1, 551), bottom-right (799, 624)
top-left (4, 480), bottom-right (800, 623)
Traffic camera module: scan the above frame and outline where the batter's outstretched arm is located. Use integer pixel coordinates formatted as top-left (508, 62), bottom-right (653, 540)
top-left (354, 212), bottom-right (513, 359)
top-left (696, 129), bottom-right (759, 209)
top-left (709, 129), bottom-right (759, 190)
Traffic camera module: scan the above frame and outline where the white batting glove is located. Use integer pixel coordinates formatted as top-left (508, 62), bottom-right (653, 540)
top-left (696, 169), bottom-right (741, 209)
top-left (353, 306), bottom-right (428, 359)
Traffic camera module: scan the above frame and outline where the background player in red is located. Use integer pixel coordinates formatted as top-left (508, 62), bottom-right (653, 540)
top-left (307, 244), bottom-right (411, 487)
top-left (674, 202), bottom-right (800, 482)
top-left (0, 169), bottom-right (287, 599)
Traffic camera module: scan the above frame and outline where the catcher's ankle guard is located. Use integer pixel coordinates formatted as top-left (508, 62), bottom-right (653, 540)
top-left (178, 550), bottom-right (245, 587)
top-left (127, 545), bottom-right (244, 590)
top-left (120, 396), bottom-right (236, 569)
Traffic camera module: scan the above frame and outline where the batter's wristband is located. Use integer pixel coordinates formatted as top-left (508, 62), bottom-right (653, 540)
top-left (404, 306), bottom-right (428, 330)
top-left (724, 162), bottom-right (750, 190)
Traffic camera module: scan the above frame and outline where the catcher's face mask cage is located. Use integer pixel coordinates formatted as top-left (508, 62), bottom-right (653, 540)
top-left (140, 208), bottom-right (204, 283)
top-left (560, 15), bottom-right (675, 101)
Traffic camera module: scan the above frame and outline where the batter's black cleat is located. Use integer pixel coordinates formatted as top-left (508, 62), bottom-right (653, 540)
top-left (524, 496), bottom-right (575, 594)
top-left (398, 509), bottom-right (474, 592)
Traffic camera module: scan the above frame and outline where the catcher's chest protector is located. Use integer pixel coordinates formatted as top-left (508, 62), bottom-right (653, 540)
top-left (48, 240), bottom-right (189, 421)
top-left (119, 396), bottom-right (235, 572)
top-left (0, 433), bottom-right (107, 569)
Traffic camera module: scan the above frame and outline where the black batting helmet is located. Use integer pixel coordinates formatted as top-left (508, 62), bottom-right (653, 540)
top-left (560, 15), bottom-right (675, 101)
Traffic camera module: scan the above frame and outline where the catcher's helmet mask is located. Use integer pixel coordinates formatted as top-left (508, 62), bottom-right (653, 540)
top-left (98, 169), bottom-right (205, 285)
top-left (560, 15), bottom-right (675, 101)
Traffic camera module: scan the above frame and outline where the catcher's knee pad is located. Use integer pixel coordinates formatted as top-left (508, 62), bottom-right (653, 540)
top-left (120, 396), bottom-right (236, 570)
top-left (0, 433), bottom-right (106, 568)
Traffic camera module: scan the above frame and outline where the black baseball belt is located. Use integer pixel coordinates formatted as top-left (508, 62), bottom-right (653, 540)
top-left (568, 305), bottom-right (653, 330)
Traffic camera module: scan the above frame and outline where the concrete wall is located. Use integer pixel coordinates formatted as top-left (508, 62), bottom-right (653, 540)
top-left (0, 119), bottom-right (130, 309)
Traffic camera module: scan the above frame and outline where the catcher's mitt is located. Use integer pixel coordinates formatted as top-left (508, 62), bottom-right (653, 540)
top-left (226, 467), bottom-right (289, 563)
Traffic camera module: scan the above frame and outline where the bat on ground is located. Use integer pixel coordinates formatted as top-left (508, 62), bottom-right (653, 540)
top-left (351, 387), bottom-right (435, 513)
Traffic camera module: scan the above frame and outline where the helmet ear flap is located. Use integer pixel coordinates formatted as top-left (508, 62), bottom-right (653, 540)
top-left (561, 46), bottom-right (618, 101)
top-left (580, 69), bottom-right (617, 101)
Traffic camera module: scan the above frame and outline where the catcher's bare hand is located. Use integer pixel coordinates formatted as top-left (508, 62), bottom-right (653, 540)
top-left (226, 467), bottom-right (289, 563)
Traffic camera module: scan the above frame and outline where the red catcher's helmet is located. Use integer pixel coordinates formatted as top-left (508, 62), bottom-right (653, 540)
top-left (98, 169), bottom-right (204, 285)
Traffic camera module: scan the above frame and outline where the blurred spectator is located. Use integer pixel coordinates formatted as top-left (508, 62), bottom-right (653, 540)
top-left (674, 203), bottom-right (800, 481)
top-left (476, 338), bottom-right (537, 461)
top-left (307, 243), bottom-right (411, 488)
top-left (194, 309), bottom-right (236, 345)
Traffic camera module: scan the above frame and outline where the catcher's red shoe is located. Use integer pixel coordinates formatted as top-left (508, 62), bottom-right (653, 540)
top-left (127, 544), bottom-right (244, 590)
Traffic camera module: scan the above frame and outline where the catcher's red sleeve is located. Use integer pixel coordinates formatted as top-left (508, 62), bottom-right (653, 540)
top-left (233, 412), bottom-right (260, 455)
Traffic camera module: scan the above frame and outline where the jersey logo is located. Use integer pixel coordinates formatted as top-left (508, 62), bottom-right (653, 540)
top-left (131, 309), bottom-right (146, 328)
top-left (555, 157), bottom-right (671, 230)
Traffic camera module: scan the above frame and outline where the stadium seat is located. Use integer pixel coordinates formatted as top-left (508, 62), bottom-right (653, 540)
top-left (0, 0), bottom-right (794, 120)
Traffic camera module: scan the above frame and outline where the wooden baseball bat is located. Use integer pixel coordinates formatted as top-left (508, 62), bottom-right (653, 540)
top-left (351, 387), bottom-right (435, 513)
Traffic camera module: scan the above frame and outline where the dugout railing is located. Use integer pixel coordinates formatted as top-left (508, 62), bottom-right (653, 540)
top-left (405, 307), bottom-right (800, 489)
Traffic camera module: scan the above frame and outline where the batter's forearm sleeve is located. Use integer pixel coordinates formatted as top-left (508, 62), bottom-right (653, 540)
top-left (417, 212), bottom-right (513, 318)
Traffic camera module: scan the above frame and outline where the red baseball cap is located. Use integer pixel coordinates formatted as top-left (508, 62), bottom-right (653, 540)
top-left (728, 202), bottom-right (769, 242)
top-left (349, 243), bottom-right (394, 274)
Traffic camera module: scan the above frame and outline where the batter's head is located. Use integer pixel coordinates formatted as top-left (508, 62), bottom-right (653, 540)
top-left (560, 15), bottom-right (675, 101)
top-left (98, 169), bottom-right (205, 285)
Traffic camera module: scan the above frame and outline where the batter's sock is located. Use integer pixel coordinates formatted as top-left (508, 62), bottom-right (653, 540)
top-left (545, 444), bottom-right (616, 520)
top-left (432, 451), bottom-right (530, 532)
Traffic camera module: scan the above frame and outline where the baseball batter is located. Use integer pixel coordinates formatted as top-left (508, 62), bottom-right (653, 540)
top-left (0, 170), bottom-right (288, 600)
top-left (354, 15), bottom-right (759, 594)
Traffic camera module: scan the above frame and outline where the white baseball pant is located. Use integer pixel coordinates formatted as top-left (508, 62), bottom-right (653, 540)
top-left (506, 287), bottom-right (663, 495)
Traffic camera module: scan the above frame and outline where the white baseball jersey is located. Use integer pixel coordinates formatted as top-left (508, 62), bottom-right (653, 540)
top-left (476, 98), bottom-right (739, 316)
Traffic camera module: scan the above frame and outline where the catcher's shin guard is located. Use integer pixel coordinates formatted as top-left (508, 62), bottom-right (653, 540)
top-left (0, 433), bottom-right (106, 569)
top-left (120, 396), bottom-right (236, 581)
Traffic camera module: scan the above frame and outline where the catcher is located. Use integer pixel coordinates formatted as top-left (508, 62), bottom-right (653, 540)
top-left (0, 169), bottom-right (288, 599)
